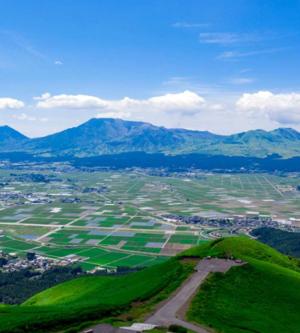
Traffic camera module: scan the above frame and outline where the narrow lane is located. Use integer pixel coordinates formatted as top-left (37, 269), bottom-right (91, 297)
top-left (146, 258), bottom-right (243, 333)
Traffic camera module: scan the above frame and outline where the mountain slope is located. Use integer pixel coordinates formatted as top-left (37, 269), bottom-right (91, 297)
top-left (1, 118), bottom-right (300, 157)
top-left (24, 119), bottom-right (300, 157)
top-left (23, 118), bottom-right (222, 157)
top-left (0, 126), bottom-right (28, 149)
top-left (210, 127), bottom-right (300, 157)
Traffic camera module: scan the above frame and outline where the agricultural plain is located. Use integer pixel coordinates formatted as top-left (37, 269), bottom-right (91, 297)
top-left (0, 169), bottom-right (299, 270)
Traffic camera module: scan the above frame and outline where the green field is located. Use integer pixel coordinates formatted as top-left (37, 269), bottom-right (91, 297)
top-left (0, 170), bottom-right (300, 270)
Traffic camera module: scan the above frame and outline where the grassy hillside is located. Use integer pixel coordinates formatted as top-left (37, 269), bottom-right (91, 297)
top-left (0, 259), bottom-right (192, 333)
top-left (2, 237), bottom-right (300, 333)
top-left (183, 237), bottom-right (300, 333)
top-left (25, 259), bottom-right (185, 307)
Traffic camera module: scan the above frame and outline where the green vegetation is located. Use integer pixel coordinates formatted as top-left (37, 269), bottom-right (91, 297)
top-left (252, 227), bottom-right (300, 258)
top-left (2, 237), bottom-right (300, 333)
top-left (169, 324), bottom-right (188, 333)
top-left (0, 258), bottom-right (193, 333)
top-left (184, 237), bottom-right (300, 333)
top-left (0, 266), bottom-right (83, 304)
top-left (2, 118), bottom-right (300, 157)
top-left (181, 236), bottom-right (300, 269)
top-left (1, 169), bottom-right (300, 270)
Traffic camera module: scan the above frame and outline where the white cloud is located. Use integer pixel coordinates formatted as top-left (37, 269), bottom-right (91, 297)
top-left (236, 91), bottom-right (300, 124)
top-left (27, 90), bottom-right (300, 135)
top-left (36, 93), bottom-right (108, 109)
top-left (172, 22), bottom-right (210, 28)
top-left (35, 91), bottom-right (206, 114)
top-left (54, 60), bottom-right (63, 65)
top-left (147, 91), bottom-right (205, 111)
top-left (229, 77), bottom-right (254, 85)
top-left (12, 113), bottom-right (49, 122)
top-left (209, 103), bottom-right (224, 111)
top-left (218, 48), bottom-right (285, 60)
top-left (13, 113), bottom-right (36, 121)
top-left (34, 92), bottom-right (51, 101)
top-left (199, 32), bottom-right (260, 45)
top-left (0, 98), bottom-right (24, 110)
top-left (0, 30), bottom-right (48, 61)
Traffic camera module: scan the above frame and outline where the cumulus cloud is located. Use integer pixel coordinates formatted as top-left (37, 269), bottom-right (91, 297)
top-left (36, 93), bottom-right (108, 109)
top-left (146, 91), bottom-right (205, 111)
top-left (35, 91), bottom-right (206, 115)
top-left (30, 89), bottom-right (300, 134)
top-left (0, 98), bottom-right (24, 110)
top-left (236, 91), bottom-right (300, 124)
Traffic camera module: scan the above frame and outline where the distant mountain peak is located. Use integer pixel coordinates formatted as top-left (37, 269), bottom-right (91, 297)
top-left (271, 127), bottom-right (300, 138)
top-left (0, 125), bottom-right (28, 140)
top-left (0, 125), bottom-right (28, 150)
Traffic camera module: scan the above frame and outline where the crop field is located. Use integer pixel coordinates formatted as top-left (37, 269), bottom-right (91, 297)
top-left (0, 169), bottom-right (299, 270)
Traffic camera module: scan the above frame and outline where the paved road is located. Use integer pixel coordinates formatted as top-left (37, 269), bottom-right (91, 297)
top-left (146, 258), bottom-right (243, 333)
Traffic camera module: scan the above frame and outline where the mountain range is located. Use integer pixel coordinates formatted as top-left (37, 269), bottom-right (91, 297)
top-left (1, 118), bottom-right (300, 158)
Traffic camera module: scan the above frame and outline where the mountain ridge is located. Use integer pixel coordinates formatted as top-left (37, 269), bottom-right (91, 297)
top-left (0, 125), bottom-right (28, 149)
top-left (1, 118), bottom-right (300, 158)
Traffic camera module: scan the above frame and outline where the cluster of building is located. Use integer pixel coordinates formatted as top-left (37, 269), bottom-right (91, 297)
top-left (0, 189), bottom-right (53, 207)
top-left (163, 214), bottom-right (296, 234)
top-left (83, 185), bottom-right (108, 194)
top-left (0, 250), bottom-right (82, 273)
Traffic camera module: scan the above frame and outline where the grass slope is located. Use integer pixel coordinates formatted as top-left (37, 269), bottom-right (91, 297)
top-left (183, 237), bottom-right (300, 333)
top-left (0, 259), bottom-right (192, 333)
top-left (2, 237), bottom-right (300, 333)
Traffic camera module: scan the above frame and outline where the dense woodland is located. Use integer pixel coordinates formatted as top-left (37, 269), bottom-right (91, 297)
top-left (0, 266), bottom-right (83, 304)
top-left (251, 227), bottom-right (300, 258)
top-left (2, 152), bottom-right (300, 172)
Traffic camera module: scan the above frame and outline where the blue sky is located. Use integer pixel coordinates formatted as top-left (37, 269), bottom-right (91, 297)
top-left (0, 0), bottom-right (300, 136)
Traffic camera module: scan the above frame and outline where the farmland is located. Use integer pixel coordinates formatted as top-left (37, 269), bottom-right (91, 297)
top-left (0, 168), bottom-right (299, 271)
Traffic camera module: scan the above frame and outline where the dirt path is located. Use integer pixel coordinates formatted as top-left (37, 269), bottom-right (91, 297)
top-left (146, 258), bottom-right (243, 333)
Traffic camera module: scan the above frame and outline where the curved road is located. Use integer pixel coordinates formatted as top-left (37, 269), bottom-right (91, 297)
top-left (146, 258), bottom-right (243, 333)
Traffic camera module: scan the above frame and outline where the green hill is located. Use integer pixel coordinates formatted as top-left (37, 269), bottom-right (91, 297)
top-left (1, 237), bottom-right (300, 333)
top-left (24, 259), bottom-right (187, 307)
top-left (182, 237), bottom-right (300, 333)
top-left (0, 259), bottom-right (192, 333)
top-left (181, 236), bottom-right (300, 269)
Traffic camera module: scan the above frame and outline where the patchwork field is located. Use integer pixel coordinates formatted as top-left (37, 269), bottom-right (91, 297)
top-left (0, 169), bottom-right (299, 270)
